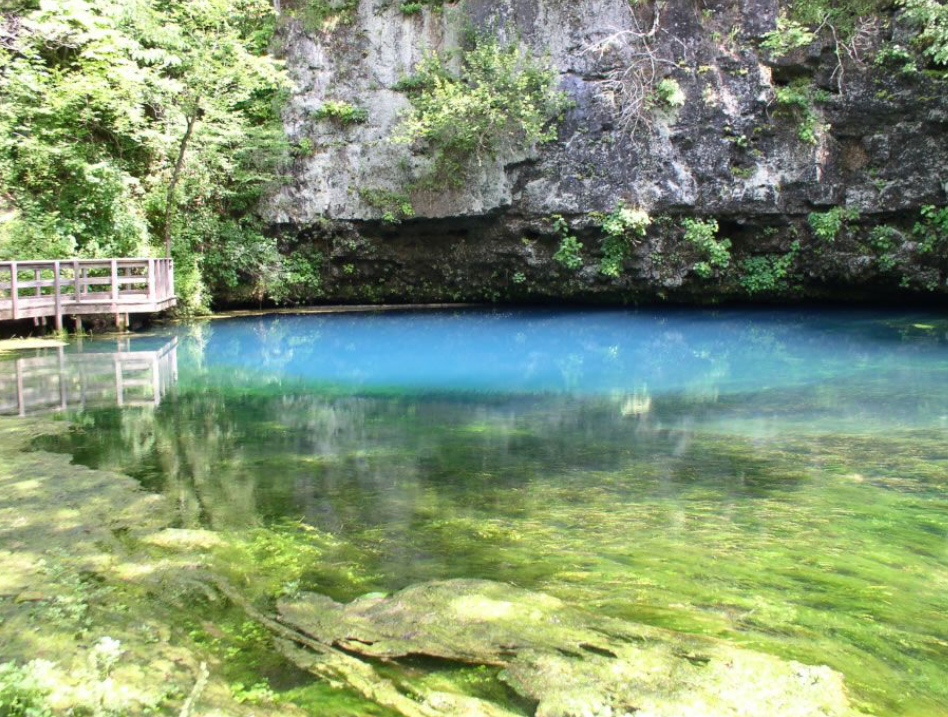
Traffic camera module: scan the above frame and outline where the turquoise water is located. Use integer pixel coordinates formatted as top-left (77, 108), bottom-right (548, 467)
top-left (19, 308), bottom-right (948, 715)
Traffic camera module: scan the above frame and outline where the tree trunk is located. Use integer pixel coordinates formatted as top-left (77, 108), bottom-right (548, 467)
top-left (164, 114), bottom-right (198, 258)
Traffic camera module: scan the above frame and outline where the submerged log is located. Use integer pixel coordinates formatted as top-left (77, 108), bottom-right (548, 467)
top-left (277, 579), bottom-right (868, 717)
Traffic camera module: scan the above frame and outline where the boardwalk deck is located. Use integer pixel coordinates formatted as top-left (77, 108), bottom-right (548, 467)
top-left (0, 258), bottom-right (175, 329)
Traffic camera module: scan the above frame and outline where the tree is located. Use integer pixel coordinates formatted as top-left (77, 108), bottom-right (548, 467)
top-left (0, 0), bottom-right (308, 312)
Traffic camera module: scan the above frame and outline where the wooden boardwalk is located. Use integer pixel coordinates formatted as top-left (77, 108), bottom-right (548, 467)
top-left (0, 258), bottom-right (176, 329)
top-left (0, 337), bottom-right (178, 416)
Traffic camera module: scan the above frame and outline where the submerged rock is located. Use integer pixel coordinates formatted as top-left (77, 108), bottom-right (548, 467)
top-left (279, 579), bottom-right (865, 717)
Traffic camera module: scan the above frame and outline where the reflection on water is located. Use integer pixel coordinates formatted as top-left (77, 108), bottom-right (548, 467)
top-left (0, 337), bottom-right (178, 416)
top-left (13, 308), bottom-right (948, 716)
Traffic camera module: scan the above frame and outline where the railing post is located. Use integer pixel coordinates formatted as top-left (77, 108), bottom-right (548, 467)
top-left (148, 258), bottom-right (155, 303)
top-left (110, 259), bottom-right (119, 325)
top-left (53, 260), bottom-right (63, 331)
top-left (73, 260), bottom-right (81, 304)
top-left (169, 259), bottom-right (175, 299)
top-left (10, 261), bottom-right (18, 320)
top-left (34, 268), bottom-right (41, 298)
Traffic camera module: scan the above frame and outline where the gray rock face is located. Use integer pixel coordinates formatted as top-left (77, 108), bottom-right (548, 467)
top-left (259, 0), bottom-right (948, 305)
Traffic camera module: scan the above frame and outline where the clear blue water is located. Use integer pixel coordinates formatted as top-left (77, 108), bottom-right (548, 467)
top-left (16, 307), bottom-right (948, 716)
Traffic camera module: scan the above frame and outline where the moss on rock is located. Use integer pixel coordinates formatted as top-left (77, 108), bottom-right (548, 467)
top-left (278, 578), bottom-right (867, 717)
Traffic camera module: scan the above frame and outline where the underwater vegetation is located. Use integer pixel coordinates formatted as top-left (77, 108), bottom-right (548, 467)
top-left (3, 308), bottom-right (948, 715)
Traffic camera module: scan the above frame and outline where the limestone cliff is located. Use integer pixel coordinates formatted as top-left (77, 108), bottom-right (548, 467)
top-left (261, 0), bottom-right (948, 304)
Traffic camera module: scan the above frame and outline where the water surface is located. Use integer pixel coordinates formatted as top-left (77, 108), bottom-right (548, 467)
top-left (11, 308), bottom-right (948, 716)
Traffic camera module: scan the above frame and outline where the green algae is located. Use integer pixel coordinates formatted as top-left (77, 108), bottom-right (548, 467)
top-left (36, 388), bottom-right (948, 715)
top-left (0, 337), bottom-right (68, 359)
top-left (10, 309), bottom-right (948, 716)
top-left (278, 579), bottom-right (864, 717)
top-left (0, 418), bottom-right (383, 716)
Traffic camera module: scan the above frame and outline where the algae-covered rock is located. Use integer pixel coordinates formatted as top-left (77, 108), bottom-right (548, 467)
top-left (279, 579), bottom-right (866, 717)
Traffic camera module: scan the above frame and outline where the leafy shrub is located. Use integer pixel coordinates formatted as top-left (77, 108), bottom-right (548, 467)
top-left (392, 73), bottom-right (435, 93)
top-left (761, 13), bottom-right (816, 58)
top-left (785, 0), bottom-right (888, 36)
top-left (393, 36), bottom-right (571, 184)
top-left (808, 206), bottom-right (859, 241)
top-left (874, 44), bottom-right (919, 74)
top-left (551, 215), bottom-right (583, 269)
top-left (900, 0), bottom-right (948, 65)
top-left (399, 2), bottom-right (424, 14)
top-left (599, 204), bottom-right (650, 277)
top-left (867, 225), bottom-right (901, 271)
top-left (739, 241), bottom-right (800, 294)
top-left (773, 80), bottom-right (823, 144)
top-left (683, 218), bottom-right (731, 278)
top-left (297, 0), bottom-right (360, 29)
top-left (651, 79), bottom-right (686, 109)
top-left (275, 248), bottom-right (324, 303)
top-left (359, 188), bottom-right (415, 224)
top-left (312, 100), bottom-right (368, 125)
top-left (914, 204), bottom-right (948, 253)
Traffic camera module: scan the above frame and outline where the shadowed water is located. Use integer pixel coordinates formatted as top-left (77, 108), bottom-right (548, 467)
top-left (19, 308), bottom-right (948, 716)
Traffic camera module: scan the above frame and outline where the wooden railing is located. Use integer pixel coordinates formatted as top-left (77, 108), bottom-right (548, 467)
top-left (0, 337), bottom-right (178, 416)
top-left (0, 258), bottom-right (176, 328)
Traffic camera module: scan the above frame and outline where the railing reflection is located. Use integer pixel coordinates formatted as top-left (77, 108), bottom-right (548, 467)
top-left (0, 337), bottom-right (178, 416)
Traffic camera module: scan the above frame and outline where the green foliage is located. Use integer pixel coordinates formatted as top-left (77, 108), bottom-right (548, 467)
top-left (359, 187), bottom-right (415, 224)
top-left (0, 661), bottom-right (54, 717)
top-left (874, 44), bottom-right (919, 74)
top-left (312, 100), bottom-right (369, 125)
top-left (551, 215), bottom-right (583, 270)
top-left (808, 206), bottom-right (859, 241)
top-left (392, 72), bottom-right (434, 93)
top-left (913, 204), bottom-right (948, 253)
top-left (773, 80), bottom-right (823, 144)
top-left (761, 13), bottom-right (816, 58)
top-left (397, 0), bottom-right (447, 14)
top-left (651, 78), bottom-right (686, 109)
top-left (785, 0), bottom-right (889, 36)
top-left (683, 218), bottom-right (731, 278)
top-left (393, 36), bottom-right (570, 184)
top-left (899, 0), bottom-right (948, 65)
top-left (598, 203), bottom-right (650, 277)
top-left (231, 680), bottom-right (276, 704)
top-left (0, 0), bottom-right (293, 313)
top-left (296, 0), bottom-right (360, 30)
top-left (868, 225), bottom-right (901, 271)
top-left (739, 241), bottom-right (801, 294)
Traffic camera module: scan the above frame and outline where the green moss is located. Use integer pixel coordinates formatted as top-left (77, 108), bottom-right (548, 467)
top-left (278, 579), bottom-right (863, 717)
